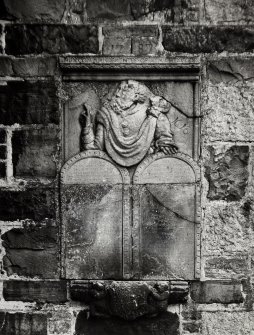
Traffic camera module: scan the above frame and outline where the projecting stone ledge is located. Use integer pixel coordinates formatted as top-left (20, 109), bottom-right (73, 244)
top-left (70, 280), bottom-right (189, 320)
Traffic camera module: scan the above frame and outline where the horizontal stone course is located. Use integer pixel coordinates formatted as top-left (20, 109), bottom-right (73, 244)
top-left (12, 127), bottom-right (58, 178)
top-left (190, 281), bottom-right (243, 304)
top-left (0, 80), bottom-right (59, 125)
top-left (3, 280), bottom-right (67, 303)
top-left (162, 25), bottom-right (254, 53)
top-left (0, 312), bottom-right (47, 335)
top-left (5, 24), bottom-right (99, 55)
top-left (2, 223), bottom-right (59, 278)
top-left (0, 188), bottom-right (56, 221)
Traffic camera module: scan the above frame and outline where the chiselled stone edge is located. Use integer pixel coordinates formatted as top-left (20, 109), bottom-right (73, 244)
top-left (132, 152), bottom-right (201, 184)
top-left (59, 56), bottom-right (201, 68)
top-left (60, 150), bottom-right (130, 184)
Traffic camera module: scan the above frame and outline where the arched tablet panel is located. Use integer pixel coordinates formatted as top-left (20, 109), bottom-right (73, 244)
top-left (61, 150), bottom-right (131, 279)
top-left (132, 153), bottom-right (200, 280)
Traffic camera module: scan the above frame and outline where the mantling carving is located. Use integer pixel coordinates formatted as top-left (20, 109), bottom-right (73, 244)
top-left (80, 80), bottom-right (178, 167)
top-left (70, 281), bottom-right (189, 321)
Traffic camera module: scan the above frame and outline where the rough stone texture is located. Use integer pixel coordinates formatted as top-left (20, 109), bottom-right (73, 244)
top-left (190, 281), bottom-right (243, 304)
top-left (162, 26), bottom-right (254, 53)
top-left (2, 0), bottom-right (65, 22)
top-left (204, 146), bottom-right (249, 201)
top-left (0, 80), bottom-right (59, 125)
top-left (0, 57), bottom-right (13, 76)
top-left (182, 302), bottom-right (202, 335)
top-left (75, 311), bottom-right (179, 335)
top-left (86, 0), bottom-right (131, 20)
top-left (202, 81), bottom-right (254, 142)
top-left (71, 281), bottom-right (171, 320)
top-left (204, 0), bottom-right (254, 24)
top-left (2, 223), bottom-right (59, 278)
top-left (12, 127), bottom-right (58, 178)
top-left (5, 24), bottom-right (99, 55)
top-left (0, 188), bottom-right (56, 221)
top-left (102, 26), bottom-right (159, 55)
top-left (202, 311), bottom-right (254, 335)
top-left (12, 56), bottom-right (57, 76)
top-left (3, 280), bottom-right (67, 303)
top-left (202, 202), bottom-right (251, 279)
top-left (0, 312), bottom-right (47, 335)
top-left (208, 58), bottom-right (254, 84)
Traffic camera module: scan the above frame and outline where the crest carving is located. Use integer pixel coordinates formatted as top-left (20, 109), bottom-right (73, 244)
top-left (79, 80), bottom-right (178, 167)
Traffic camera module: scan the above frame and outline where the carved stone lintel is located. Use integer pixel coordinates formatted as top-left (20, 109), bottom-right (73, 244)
top-left (70, 281), bottom-right (189, 321)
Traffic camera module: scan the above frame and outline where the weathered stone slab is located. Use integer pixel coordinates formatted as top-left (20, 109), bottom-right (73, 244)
top-left (12, 127), bottom-right (58, 178)
top-left (202, 81), bottom-right (254, 142)
top-left (208, 58), bottom-right (254, 84)
top-left (204, 0), bottom-right (254, 24)
top-left (12, 56), bottom-right (57, 76)
top-left (75, 311), bottom-right (179, 335)
top-left (102, 26), bottom-right (159, 56)
top-left (202, 311), bottom-right (254, 335)
top-left (205, 146), bottom-right (249, 201)
top-left (0, 80), bottom-right (59, 125)
top-left (63, 184), bottom-right (123, 279)
top-left (3, 280), bottom-right (67, 303)
top-left (190, 281), bottom-right (243, 304)
top-left (0, 57), bottom-right (13, 76)
top-left (0, 312), bottom-right (47, 335)
top-left (0, 188), bottom-right (56, 221)
top-left (2, 223), bottom-right (59, 278)
top-left (162, 26), bottom-right (254, 53)
top-left (137, 184), bottom-right (196, 280)
top-left (2, 0), bottom-right (65, 22)
top-left (5, 24), bottom-right (99, 55)
top-left (86, 0), bottom-right (131, 20)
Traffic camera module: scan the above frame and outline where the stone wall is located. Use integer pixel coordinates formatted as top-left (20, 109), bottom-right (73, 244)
top-left (0, 1), bottom-right (254, 334)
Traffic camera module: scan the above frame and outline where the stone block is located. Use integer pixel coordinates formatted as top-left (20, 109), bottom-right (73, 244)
top-left (0, 80), bottom-right (59, 125)
top-left (190, 281), bottom-right (243, 304)
top-left (102, 26), bottom-right (159, 55)
top-left (12, 56), bottom-right (57, 76)
top-left (12, 127), bottom-right (58, 178)
top-left (5, 24), bottom-right (99, 55)
top-left (3, 280), bottom-right (67, 303)
top-left (0, 57), bottom-right (13, 76)
top-left (205, 146), bottom-right (249, 201)
top-left (0, 129), bottom-right (6, 143)
top-left (202, 311), bottom-right (254, 335)
top-left (0, 312), bottom-right (47, 335)
top-left (86, 0), bottom-right (131, 20)
top-left (1, 0), bottom-right (65, 22)
top-left (202, 81), bottom-right (254, 142)
top-left (0, 188), bottom-right (56, 221)
top-left (204, 0), bottom-right (254, 24)
top-left (0, 145), bottom-right (6, 159)
top-left (202, 202), bottom-right (250, 259)
top-left (208, 58), bottom-right (254, 84)
top-left (205, 256), bottom-right (249, 280)
top-left (162, 26), bottom-right (254, 53)
top-left (2, 223), bottom-right (59, 278)
top-left (75, 311), bottom-right (179, 335)
top-left (0, 161), bottom-right (6, 178)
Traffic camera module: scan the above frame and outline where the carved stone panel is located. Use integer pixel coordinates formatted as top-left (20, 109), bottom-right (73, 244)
top-left (61, 58), bottom-right (201, 282)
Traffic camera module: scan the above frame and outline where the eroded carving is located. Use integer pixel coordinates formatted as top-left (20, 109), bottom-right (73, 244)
top-left (80, 80), bottom-right (178, 167)
top-left (70, 281), bottom-right (188, 320)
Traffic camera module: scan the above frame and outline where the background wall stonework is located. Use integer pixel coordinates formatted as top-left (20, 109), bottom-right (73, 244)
top-left (0, 1), bottom-right (254, 334)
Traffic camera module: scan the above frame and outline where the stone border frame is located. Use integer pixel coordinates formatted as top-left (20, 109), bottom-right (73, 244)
top-left (132, 152), bottom-right (201, 279)
top-left (60, 150), bottom-right (131, 279)
top-left (60, 56), bottom-right (201, 279)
